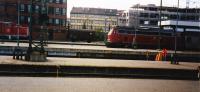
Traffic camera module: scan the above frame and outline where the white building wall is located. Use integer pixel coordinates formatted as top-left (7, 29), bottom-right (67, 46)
top-left (161, 20), bottom-right (200, 27)
top-left (117, 10), bottom-right (129, 27)
top-left (70, 13), bottom-right (118, 31)
top-left (160, 20), bottom-right (200, 32)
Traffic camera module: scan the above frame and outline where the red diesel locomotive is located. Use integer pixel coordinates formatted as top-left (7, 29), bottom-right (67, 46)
top-left (105, 26), bottom-right (189, 50)
top-left (0, 21), bottom-right (29, 39)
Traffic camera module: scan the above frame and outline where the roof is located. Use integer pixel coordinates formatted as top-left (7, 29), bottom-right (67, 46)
top-left (161, 20), bottom-right (200, 28)
top-left (131, 4), bottom-right (200, 13)
top-left (70, 7), bottom-right (118, 16)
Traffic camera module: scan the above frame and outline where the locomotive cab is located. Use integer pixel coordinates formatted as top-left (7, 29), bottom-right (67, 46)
top-left (106, 26), bottom-right (135, 47)
top-left (105, 27), bottom-right (118, 47)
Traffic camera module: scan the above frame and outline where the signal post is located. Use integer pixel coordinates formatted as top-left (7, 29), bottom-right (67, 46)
top-left (25, 0), bottom-right (48, 62)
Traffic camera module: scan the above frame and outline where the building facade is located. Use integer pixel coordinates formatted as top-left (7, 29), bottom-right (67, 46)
top-left (70, 7), bottom-right (118, 32)
top-left (0, 0), bottom-right (67, 40)
top-left (117, 10), bottom-right (128, 27)
top-left (126, 4), bottom-right (200, 28)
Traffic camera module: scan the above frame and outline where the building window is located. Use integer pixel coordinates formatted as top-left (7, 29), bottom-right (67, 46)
top-left (63, 0), bottom-right (67, 3)
top-left (55, 8), bottom-right (60, 15)
top-left (170, 15), bottom-right (177, 20)
top-left (150, 13), bottom-right (158, 18)
top-left (112, 21), bottom-right (116, 25)
top-left (28, 17), bottom-right (30, 23)
top-left (20, 16), bottom-right (25, 23)
top-left (41, 7), bottom-right (46, 13)
top-left (48, 7), bottom-right (54, 14)
top-left (34, 17), bottom-right (39, 24)
top-left (35, 5), bottom-right (40, 13)
top-left (55, 19), bottom-right (59, 24)
top-left (150, 21), bottom-right (158, 25)
top-left (56, 0), bottom-right (60, 3)
top-left (62, 8), bottom-right (66, 15)
top-left (20, 4), bottom-right (25, 11)
top-left (144, 21), bottom-right (149, 25)
top-left (35, 0), bottom-right (41, 2)
top-left (140, 13), bottom-right (148, 17)
top-left (62, 20), bottom-right (66, 26)
top-left (49, 0), bottom-right (53, 3)
top-left (140, 20), bottom-right (144, 24)
top-left (28, 5), bottom-right (31, 13)
top-left (72, 14), bottom-right (75, 18)
top-left (49, 19), bottom-right (53, 24)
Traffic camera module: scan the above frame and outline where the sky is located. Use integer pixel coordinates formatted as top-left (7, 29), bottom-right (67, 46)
top-left (67, 0), bottom-right (200, 17)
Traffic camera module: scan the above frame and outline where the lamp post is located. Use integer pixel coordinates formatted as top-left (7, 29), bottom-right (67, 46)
top-left (104, 17), bottom-right (112, 32)
top-left (17, 0), bottom-right (20, 48)
top-left (174, 0), bottom-right (179, 64)
top-left (108, 17), bottom-right (112, 31)
top-left (104, 18), bottom-right (107, 32)
top-left (25, 0), bottom-right (33, 61)
top-left (104, 17), bottom-right (108, 43)
top-left (40, 0), bottom-right (48, 49)
top-left (132, 4), bottom-right (139, 49)
top-left (13, 0), bottom-right (21, 60)
top-left (116, 14), bottom-right (119, 26)
top-left (29, 0), bottom-right (33, 48)
top-left (199, 1), bottom-right (200, 32)
top-left (158, 0), bottom-right (162, 50)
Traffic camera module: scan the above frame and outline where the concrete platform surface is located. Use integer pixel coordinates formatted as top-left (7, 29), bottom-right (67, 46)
top-left (1, 42), bottom-right (200, 63)
top-left (0, 56), bottom-right (199, 70)
top-left (0, 56), bottom-right (199, 80)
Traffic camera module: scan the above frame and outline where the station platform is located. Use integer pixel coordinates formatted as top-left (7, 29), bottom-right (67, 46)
top-left (0, 56), bottom-right (199, 80)
top-left (0, 42), bottom-right (200, 62)
top-left (0, 40), bottom-right (105, 46)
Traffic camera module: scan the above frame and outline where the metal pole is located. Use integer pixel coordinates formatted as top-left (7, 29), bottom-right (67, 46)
top-left (199, 1), bottom-right (200, 32)
top-left (26, 0), bottom-right (33, 61)
top-left (104, 17), bottom-right (107, 42)
top-left (159, 0), bottom-right (162, 50)
top-left (175, 0), bottom-right (179, 64)
top-left (105, 18), bottom-right (107, 32)
top-left (132, 4), bottom-right (139, 48)
top-left (117, 14), bottom-right (118, 26)
top-left (108, 17), bottom-right (111, 31)
top-left (17, 0), bottom-right (20, 47)
top-left (29, 0), bottom-right (33, 48)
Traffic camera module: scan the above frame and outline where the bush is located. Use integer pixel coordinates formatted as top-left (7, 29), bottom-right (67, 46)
top-left (95, 29), bottom-right (105, 41)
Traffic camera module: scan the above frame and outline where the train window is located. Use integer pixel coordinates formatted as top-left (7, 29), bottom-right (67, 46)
top-left (127, 31), bottom-right (132, 34)
top-left (5, 23), bottom-right (11, 27)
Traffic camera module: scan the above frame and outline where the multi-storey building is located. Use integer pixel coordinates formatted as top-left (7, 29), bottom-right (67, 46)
top-left (0, 0), bottom-right (67, 40)
top-left (117, 10), bottom-right (128, 27)
top-left (70, 7), bottom-right (118, 32)
top-left (126, 4), bottom-right (200, 28)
